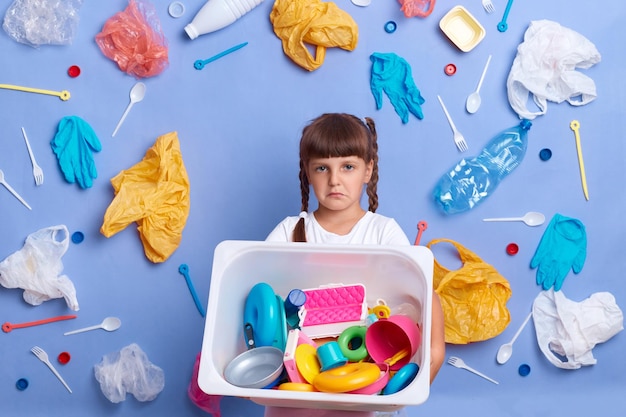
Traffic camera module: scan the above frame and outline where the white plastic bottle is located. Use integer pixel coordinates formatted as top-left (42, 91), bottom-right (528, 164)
top-left (184, 0), bottom-right (264, 39)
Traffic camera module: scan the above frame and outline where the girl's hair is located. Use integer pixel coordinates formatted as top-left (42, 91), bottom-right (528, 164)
top-left (293, 113), bottom-right (379, 242)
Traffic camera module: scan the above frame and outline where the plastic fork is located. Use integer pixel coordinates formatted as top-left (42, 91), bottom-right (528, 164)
top-left (447, 356), bottom-right (499, 384)
top-left (482, 0), bottom-right (495, 13)
top-left (437, 95), bottom-right (468, 152)
top-left (21, 127), bottom-right (44, 186)
top-left (0, 169), bottom-right (31, 210)
top-left (31, 346), bottom-right (72, 393)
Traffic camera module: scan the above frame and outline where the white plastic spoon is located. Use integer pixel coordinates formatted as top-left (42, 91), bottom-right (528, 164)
top-left (64, 316), bottom-right (121, 335)
top-left (465, 54), bottom-right (492, 114)
top-left (112, 82), bottom-right (146, 137)
top-left (483, 211), bottom-right (545, 227)
top-left (496, 312), bottom-right (532, 364)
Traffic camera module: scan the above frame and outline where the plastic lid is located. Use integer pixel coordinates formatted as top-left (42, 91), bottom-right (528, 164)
top-left (506, 243), bottom-right (519, 256)
top-left (384, 21), bottom-right (397, 33)
top-left (16, 378), bottom-right (29, 390)
top-left (444, 63), bottom-right (457, 76)
top-left (539, 148), bottom-right (552, 161)
top-left (168, 1), bottom-right (185, 18)
top-left (58, 351), bottom-right (71, 364)
top-left (67, 65), bottom-right (81, 78)
top-left (71, 231), bottom-right (84, 244)
top-left (518, 363), bottom-right (531, 376)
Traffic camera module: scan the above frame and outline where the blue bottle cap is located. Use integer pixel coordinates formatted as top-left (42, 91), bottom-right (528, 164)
top-left (518, 363), bottom-right (531, 376)
top-left (384, 21), bottom-right (397, 33)
top-left (16, 378), bottom-right (29, 390)
top-left (71, 231), bottom-right (84, 244)
top-left (539, 148), bottom-right (552, 161)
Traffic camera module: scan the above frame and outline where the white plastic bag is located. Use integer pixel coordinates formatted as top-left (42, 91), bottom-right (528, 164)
top-left (532, 289), bottom-right (623, 369)
top-left (0, 225), bottom-right (79, 311)
top-left (507, 20), bottom-right (601, 120)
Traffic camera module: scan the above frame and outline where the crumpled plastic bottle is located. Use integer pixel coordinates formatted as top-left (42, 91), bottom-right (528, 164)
top-left (433, 119), bottom-right (532, 214)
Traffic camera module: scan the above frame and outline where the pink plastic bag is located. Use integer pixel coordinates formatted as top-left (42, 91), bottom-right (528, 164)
top-left (188, 353), bottom-right (222, 417)
top-left (398, 0), bottom-right (436, 18)
top-left (95, 0), bottom-right (169, 78)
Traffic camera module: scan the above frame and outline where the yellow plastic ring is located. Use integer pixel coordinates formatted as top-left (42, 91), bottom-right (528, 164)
top-left (337, 326), bottom-right (368, 362)
top-left (313, 362), bottom-right (380, 393)
top-left (278, 382), bottom-right (316, 392)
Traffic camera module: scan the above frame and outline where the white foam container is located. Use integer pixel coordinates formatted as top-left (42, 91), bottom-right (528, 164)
top-left (198, 240), bottom-right (433, 412)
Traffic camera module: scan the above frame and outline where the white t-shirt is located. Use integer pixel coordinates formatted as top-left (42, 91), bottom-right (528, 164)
top-left (266, 211), bottom-right (410, 245)
top-left (264, 211), bottom-right (408, 417)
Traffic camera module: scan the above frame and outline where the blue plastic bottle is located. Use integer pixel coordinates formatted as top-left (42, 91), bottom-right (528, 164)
top-left (433, 119), bottom-right (532, 214)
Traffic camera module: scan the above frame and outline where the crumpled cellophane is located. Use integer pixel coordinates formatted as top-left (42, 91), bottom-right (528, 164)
top-left (100, 132), bottom-right (189, 263)
top-left (427, 238), bottom-right (512, 344)
top-left (269, 0), bottom-right (358, 71)
top-left (95, 0), bottom-right (168, 78)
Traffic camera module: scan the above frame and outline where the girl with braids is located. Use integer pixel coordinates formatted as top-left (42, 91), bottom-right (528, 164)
top-left (265, 113), bottom-right (445, 417)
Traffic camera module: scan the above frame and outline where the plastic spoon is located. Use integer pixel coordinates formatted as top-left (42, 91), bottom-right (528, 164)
top-left (465, 54), bottom-right (491, 114)
top-left (112, 82), bottom-right (146, 137)
top-left (483, 211), bottom-right (545, 227)
top-left (63, 316), bottom-right (121, 336)
top-left (496, 312), bottom-right (532, 364)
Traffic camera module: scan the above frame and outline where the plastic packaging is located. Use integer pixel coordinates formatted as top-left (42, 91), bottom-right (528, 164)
top-left (433, 120), bottom-right (531, 214)
top-left (188, 353), bottom-right (222, 416)
top-left (94, 343), bottom-right (165, 403)
top-left (95, 0), bottom-right (169, 79)
top-left (185, 0), bottom-right (264, 39)
top-left (398, 0), bottom-right (435, 18)
top-left (2, 0), bottom-right (83, 47)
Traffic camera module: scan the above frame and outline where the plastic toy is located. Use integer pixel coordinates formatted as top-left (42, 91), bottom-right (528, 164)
top-left (313, 362), bottom-right (380, 393)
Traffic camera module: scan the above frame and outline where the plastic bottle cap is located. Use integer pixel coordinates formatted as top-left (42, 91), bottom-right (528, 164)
top-left (384, 21), bottom-right (397, 33)
top-left (444, 63), bottom-right (457, 76)
top-left (16, 378), bottom-right (29, 390)
top-left (58, 351), bottom-right (71, 364)
top-left (71, 231), bottom-right (84, 244)
top-left (506, 243), bottom-right (519, 255)
top-left (168, 1), bottom-right (185, 18)
top-left (539, 148), bottom-right (552, 161)
top-left (518, 363), bottom-right (531, 376)
top-left (67, 65), bottom-right (81, 78)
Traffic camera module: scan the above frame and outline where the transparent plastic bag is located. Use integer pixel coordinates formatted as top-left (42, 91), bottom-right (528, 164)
top-left (2, 0), bottom-right (83, 47)
top-left (94, 343), bottom-right (165, 403)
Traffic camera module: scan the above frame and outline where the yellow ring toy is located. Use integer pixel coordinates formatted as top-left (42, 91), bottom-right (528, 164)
top-left (337, 326), bottom-right (368, 362)
top-left (313, 362), bottom-right (381, 393)
top-left (278, 382), bottom-right (316, 392)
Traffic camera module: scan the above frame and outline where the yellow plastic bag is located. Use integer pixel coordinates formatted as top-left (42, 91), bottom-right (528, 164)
top-left (427, 238), bottom-right (512, 344)
top-left (270, 0), bottom-right (358, 71)
top-left (100, 132), bottom-right (190, 263)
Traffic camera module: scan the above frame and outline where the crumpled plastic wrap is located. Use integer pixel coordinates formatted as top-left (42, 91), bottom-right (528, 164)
top-left (94, 343), bottom-right (165, 403)
top-left (0, 225), bottom-right (78, 311)
top-left (427, 238), bottom-right (511, 344)
top-left (2, 0), bottom-right (83, 47)
top-left (95, 0), bottom-right (169, 78)
top-left (533, 289), bottom-right (623, 369)
top-left (397, 0), bottom-right (435, 18)
top-left (507, 20), bottom-right (601, 120)
top-left (100, 131), bottom-right (190, 263)
top-left (270, 0), bottom-right (358, 71)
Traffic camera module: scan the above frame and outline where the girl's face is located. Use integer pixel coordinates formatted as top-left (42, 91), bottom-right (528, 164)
top-left (306, 155), bottom-right (373, 214)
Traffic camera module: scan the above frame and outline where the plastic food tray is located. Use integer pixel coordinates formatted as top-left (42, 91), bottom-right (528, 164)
top-left (439, 5), bottom-right (485, 52)
top-left (198, 241), bottom-right (433, 412)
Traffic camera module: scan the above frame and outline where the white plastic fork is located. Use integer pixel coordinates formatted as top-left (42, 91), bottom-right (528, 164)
top-left (0, 169), bottom-right (31, 210)
top-left (21, 127), bottom-right (44, 186)
top-left (31, 346), bottom-right (72, 393)
top-left (447, 356), bottom-right (499, 384)
top-left (437, 95), bottom-right (468, 152)
top-left (482, 0), bottom-right (495, 13)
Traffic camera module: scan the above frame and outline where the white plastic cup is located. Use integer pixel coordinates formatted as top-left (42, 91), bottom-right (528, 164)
top-left (184, 0), bottom-right (264, 39)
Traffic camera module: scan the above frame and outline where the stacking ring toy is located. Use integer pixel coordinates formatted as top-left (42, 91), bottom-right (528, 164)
top-left (338, 326), bottom-right (368, 362)
top-left (244, 283), bottom-right (278, 347)
top-left (382, 362), bottom-right (419, 395)
top-left (278, 382), bottom-right (316, 392)
top-left (313, 362), bottom-right (380, 393)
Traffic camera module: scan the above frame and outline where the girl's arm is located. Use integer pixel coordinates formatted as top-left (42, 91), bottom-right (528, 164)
top-left (429, 291), bottom-right (446, 384)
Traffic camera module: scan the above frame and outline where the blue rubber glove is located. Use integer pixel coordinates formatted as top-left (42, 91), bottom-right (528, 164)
top-left (51, 116), bottom-right (102, 189)
top-left (370, 52), bottom-right (425, 124)
top-left (530, 213), bottom-right (587, 291)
